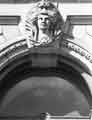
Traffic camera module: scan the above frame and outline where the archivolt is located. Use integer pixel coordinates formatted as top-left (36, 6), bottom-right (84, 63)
top-left (0, 39), bottom-right (91, 105)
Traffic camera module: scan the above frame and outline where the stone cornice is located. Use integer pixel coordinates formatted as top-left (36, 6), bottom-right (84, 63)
top-left (67, 15), bottom-right (92, 25)
top-left (0, 16), bottom-right (20, 25)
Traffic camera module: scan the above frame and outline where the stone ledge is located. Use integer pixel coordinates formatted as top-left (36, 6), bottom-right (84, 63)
top-left (0, 16), bottom-right (20, 25)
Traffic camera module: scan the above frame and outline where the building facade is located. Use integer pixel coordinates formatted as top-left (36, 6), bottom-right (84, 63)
top-left (0, 0), bottom-right (92, 119)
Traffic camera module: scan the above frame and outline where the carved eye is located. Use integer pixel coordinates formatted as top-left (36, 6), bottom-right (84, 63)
top-left (45, 6), bottom-right (48, 10)
top-left (46, 18), bottom-right (49, 21)
top-left (39, 17), bottom-right (43, 20)
top-left (40, 6), bottom-right (44, 9)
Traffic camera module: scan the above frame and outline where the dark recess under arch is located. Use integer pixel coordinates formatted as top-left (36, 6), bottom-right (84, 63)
top-left (0, 54), bottom-right (90, 116)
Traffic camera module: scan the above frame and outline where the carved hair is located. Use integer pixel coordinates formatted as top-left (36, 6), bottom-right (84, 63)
top-left (25, 0), bottom-right (64, 42)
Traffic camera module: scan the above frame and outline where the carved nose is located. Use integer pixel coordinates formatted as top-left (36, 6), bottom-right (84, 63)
top-left (42, 19), bottom-right (45, 22)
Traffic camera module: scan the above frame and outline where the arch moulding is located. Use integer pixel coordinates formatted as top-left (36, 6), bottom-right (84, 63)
top-left (0, 39), bottom-right (91, 102)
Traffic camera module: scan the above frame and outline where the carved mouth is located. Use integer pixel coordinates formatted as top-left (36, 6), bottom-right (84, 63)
top-left (41, 23), bottom-right (47, 26)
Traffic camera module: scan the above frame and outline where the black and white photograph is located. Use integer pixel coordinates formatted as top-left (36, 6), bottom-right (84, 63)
top-left (0, 0), bottom-right (91, 119)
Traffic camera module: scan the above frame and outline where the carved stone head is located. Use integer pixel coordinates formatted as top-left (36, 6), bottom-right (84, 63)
top-left (25, 0), bottom-right (64, 44)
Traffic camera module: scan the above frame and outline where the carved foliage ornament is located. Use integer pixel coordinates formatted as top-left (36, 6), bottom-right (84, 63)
top-left (25, 0), bottom-right (64, 48)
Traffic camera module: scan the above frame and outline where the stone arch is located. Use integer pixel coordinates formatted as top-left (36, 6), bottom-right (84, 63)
top-left (0, 39), bottom-right (91, 116)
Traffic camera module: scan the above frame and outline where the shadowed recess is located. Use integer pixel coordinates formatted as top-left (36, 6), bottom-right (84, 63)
top-left (0, 62), bottom-right (90, 116)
